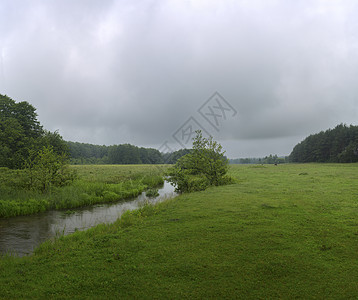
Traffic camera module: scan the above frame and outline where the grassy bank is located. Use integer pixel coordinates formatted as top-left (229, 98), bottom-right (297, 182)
top-left (1, 163), bottom-right (358, 298)
top-left (0, 165), bottom-right (166, 217)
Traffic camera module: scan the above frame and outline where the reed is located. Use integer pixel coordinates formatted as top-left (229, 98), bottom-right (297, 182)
top-left (0, 165), bottom-right (167, 217)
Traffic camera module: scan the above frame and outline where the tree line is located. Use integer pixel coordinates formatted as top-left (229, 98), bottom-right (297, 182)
top-left (5, 93), bottom-right (356, 168)
top-left (0, 93), bottom-right (189, 168)
top-left (67, 141), bottom-right (190, 165)
top-left (289, 124), bottom-right (358, 163)
top-left (230, 155), bottom-right (288, 165)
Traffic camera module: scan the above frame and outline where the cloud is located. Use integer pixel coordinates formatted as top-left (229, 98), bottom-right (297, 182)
top-left (1, 0), bottom-right (358, 156)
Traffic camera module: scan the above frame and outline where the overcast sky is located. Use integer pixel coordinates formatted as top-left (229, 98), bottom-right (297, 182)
top-left (1, 0), bottom-right (358, 158)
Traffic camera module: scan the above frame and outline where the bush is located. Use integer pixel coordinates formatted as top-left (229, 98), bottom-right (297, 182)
top-left (185, 175), bottom-right (210, 192)
top-left (24, 146), bottom-right (77, 193)
top-left (167, 130), bottom-right (233, 193)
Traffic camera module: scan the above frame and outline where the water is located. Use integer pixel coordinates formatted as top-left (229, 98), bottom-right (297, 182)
top-left (0, 181), bottom-right (177, 256)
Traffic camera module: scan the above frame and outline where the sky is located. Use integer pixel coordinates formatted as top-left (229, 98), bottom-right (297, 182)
top-left (1, 0), bottom-right (358, 158)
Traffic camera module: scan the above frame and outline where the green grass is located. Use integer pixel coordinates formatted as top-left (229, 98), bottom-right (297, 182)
top-left (0, 165), bottom-right (166, 217)
top-left (0, 163), bottom-right (358, 299)
top-left (71, 164), bottom-right (168, 183)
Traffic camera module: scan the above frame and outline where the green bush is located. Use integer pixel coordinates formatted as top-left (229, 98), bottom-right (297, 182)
top-left (24, 146), bottom-right (77, 193)
top-left (186, 175), bottom-right (210, 192)
top-left (167, 130), bottom-right (233, 193)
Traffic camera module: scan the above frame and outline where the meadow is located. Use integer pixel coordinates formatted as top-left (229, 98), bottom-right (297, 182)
top-left (0, 163), bottom-right (358, 299)
top-left (0, 165), bottom-right (166, 217)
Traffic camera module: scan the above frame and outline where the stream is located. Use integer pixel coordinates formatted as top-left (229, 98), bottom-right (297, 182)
top-left (0, 181), bottom-right (177, 257)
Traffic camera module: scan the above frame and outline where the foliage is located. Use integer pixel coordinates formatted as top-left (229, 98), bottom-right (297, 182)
top-left (289, 123), bottom-right (358, 163)
top-left (162, 148), bottom-right (192, 164)
top-left (24, 146), bottom-right (77, 193)
top-left (139, 147), bottom-right (164, 164)
top-left (0, 94), bottom-right (69, 169)
top-left (108, 144), bottom-right (141, 164)
top-left (0, 94), bottom-right (42, 138)
top-left (67, 141), bottom-right (192, 165)
top-left (0, 165), bottom-right (166, 217)
top-left (67, 141), bottom-right (109, 163)
top-left (67, 141), bottom-right (165, 165)
top-left (167, 130), bottom-right (231, 192)
top-left (41, 130), bottom-right (69, 156)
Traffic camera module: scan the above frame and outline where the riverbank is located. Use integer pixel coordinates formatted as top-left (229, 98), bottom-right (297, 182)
top-left (1, 164), bottom-right (358, 298)
top-left (0, 181), bottom-right (176, 256)
top-left (0, 165), bottom-right (166, 218)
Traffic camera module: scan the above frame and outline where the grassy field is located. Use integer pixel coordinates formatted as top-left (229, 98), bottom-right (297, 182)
top-left (0, 165), bottom-right (166, 217)
top-left (1, 163), bottom-right (358, 298)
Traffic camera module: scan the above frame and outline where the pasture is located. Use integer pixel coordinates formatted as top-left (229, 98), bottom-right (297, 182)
top-left (0, 163), bottom-right (357, 298)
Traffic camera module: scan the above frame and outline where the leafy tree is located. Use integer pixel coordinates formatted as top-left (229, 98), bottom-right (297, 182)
top-left (40, 130), bottom-right (69, 156)
top-left (167, 130), bottom-right (232, 192)
top-left (12, 100), bottom-right (42, 138)
top-left (67, 141), bottom-right (109, 163)
top-left (0, 94), bottom-right (68, 169)
top-left (0, 95), bottom-right (41, 168)
top-left (139, 147), bottom-right (163, 164)
top-left (338, 141), bottom-right (358, 163)
top-left (108, 144), bottom-right (141, 164)
top-left (0, 117), bottom-right (26, 168)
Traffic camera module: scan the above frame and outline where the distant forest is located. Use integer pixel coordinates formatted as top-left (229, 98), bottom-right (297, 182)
top-left (289, 124), bottom-right (358, 163)
top-left (0, 93), bottom-right (190, 167)
top-left (2, 94), bottom-right (358, 167)
top-left (229, 155), bottom-right (288, 165)
top-left (67, 141), bottom-right (191, 165)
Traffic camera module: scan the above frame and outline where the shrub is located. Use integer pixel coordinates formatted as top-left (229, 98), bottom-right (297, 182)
top-left (167, 130), bottom-right (233, 193)
top-left (24, 146), bottom-right (77, 193)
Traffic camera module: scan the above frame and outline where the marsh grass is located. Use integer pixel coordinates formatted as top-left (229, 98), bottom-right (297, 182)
top-left (0, 165), bottom-right (166, 217)
top-left (0, 163), bottom-right (357, 298)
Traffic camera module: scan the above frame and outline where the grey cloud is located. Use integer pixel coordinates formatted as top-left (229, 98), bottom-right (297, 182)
top-left (1, 0), bottom-right (358, 157)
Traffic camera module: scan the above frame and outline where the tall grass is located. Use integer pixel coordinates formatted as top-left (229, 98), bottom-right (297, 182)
top-left (0, 165), bottom-right (166, 217)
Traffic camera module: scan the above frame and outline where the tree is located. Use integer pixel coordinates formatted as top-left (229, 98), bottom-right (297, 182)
top-left (167, 130), bottom-right (231, 192)
top-left (0, 117), bottom-right (26, 168)
top-left (0, 94), bottom-right (69, 169)
top-left (139, 147), bottom-right (163, 164)
top-left (289, 124), bottom-right (358, 163)
top-left (338, 141), bottom-right (358, 163)
top-left (108, 144), bottom-right (141, 164)
top-left (40, 130), bottom-right (69, 156)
